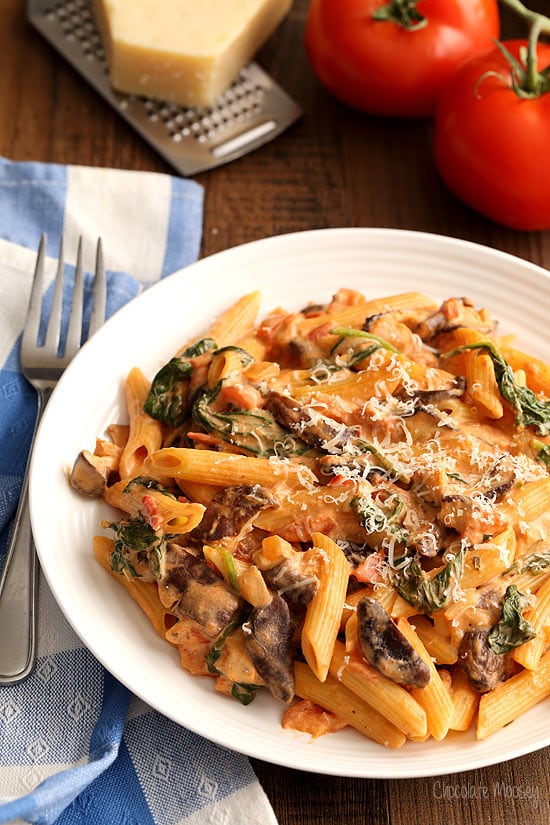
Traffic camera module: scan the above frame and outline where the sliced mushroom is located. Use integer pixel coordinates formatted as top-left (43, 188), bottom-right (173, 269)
top-left (260, 557), bottom-right (319, 606)
top-left (286, 336), bottom-right (325, 368)
top-left (158, 544), bottom-right (239, 638)
top-left (69, 450), bottom-right (114, 497)
top-left (253, 539), bottom-right (319, 605)
top-left (266, 391), bottom-right (360, 452)
top-left (474, 457), bottom-right (517, 502)
top-left (414, 297), bottom-right (496, 342)
top-left (298, 302), bottom-right (328, 316)
top-left (438, 494), bottom-right (486, 541)
top-left (189, 484), bottom-right (278, 544)
top-left (356, 597), bottom-right (430, 688)
top-left (244, 593), bottom-right (295, 703)
top-left (440, 456), bottom-right (516, 510)
top-left (317, 452), bottom-right (383, 481)
top-left (439, 458), bottom-right (517, 542)
top-left (413, 524), bottom-right (448, 558)
top-left (458, 628), bottom-right (513, 692)
top-left (400, 377), bottom-right (467, 408)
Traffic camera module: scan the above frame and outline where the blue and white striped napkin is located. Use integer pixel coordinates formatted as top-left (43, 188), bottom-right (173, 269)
top-left (0, 157), bottom-right (278, 825)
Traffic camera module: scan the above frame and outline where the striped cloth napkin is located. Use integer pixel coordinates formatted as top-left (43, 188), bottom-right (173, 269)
top-left (0, 157), bottom-right (278, 825)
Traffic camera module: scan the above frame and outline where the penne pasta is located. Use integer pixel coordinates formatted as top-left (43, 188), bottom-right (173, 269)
top-left (500, 343), bottom-right (550, 397)
top-left (297, 292), bottom-right (437, 335)
top-left (207, 346), bottom-right (253, 387)
top-left (461, 528), bottom-right (516, 590)
top-left (144, 447), bottom-right (316, 489)
top-left (397, 618), bottom-right (455, 741)
top-left (477, 650), bottom-right (550, 740)
top-left (254, 485), bottom-right (368, 545)
top-left (410, 615), bottom-right (458, 666)
top-left (293, 349), bottom-right (403, 402)
top-left (512, 576), bottom-right (550, 670)
top-left (93, 535), bottom-right (172, 638)
top-left (329, 641), bottom-right (428, 739)
top-left (301, 533), bottom-right (350, 682)
top-left (446, 327), bottom-right (503, 418)
top-left (205, 290), bottom-right (262, 348)
top-left (506, 477), bottom-right (550, 523)
top-left (119, 367), bottom-right (163, 479)
top-left (449, 666), bottom-right (480, 732)
top-left (293, 662), bottom-right (406, 749)
top-left (71, 287), bottom-right (550, 751)
top-left (104, 478), bottom-right (205, 534)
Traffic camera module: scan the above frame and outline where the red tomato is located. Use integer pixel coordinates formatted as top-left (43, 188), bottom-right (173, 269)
top-left (434, 40), bottom-right (550, 231)
top-left (304, 0), bottom-right (500, 117)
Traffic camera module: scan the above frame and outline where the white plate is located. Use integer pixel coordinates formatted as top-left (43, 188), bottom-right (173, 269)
top-left (30, 228), bottom-right (550, 778)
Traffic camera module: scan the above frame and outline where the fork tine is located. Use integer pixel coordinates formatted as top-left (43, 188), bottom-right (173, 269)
top-left (44, 237), bottom-right (65, 354)
top-left (21, 234), bottom-right (47, 350)
top-left (89, 238), bottom-right (106, 336)
top-left (64, 237), bottom-right (84, 357)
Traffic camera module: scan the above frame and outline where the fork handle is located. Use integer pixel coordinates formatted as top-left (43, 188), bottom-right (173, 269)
top-left (0, 475), bottom-right (39, 683)
top-left (0, 397), bottom-right (47, 684)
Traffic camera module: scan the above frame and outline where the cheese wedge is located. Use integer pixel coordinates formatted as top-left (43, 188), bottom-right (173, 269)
top-left (92, 0), bottom-right (292, 108)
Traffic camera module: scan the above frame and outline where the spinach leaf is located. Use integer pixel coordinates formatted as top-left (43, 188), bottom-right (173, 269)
top-left (447, 472), bottom-right (468, 483)
top-left (521, 549), bottom-right (550, 575)
top-left (123, 476), bottom-right (176, 498)
top-left (231, 683), bottom-right (259, 705)
top-left (143, 337), bottom-right (217, 428)
top-left (393, 547), bottom-right (465, 614)
top-left (488, 585), bottom-right (536, 654)
top-left (351, 439), bottom-right (412, 483)
top-left (205, 618), bottom-right (240, 675)
top-left (193, 383), bottom-right (308, 458)
top-left (351, 494), bottom-right (409, 544)
top-left (183, 338), bottom-right (219, 359)
top-left (533, 439), bottom-right (550, 469)
top-left (204, 607), bottom-right (256, 708)
top-left (214, 345), bottom-right (255, 367)
top-left (329, 326), bottom-right (398, 367)
top-left (443, 342), bottom-right (550, 436)
top-left (204, 604), bottom-right (252, 674)
top-left (109, 515), bottom-right (164, 579)
top-left (329, 326), bottom-right (399, 352)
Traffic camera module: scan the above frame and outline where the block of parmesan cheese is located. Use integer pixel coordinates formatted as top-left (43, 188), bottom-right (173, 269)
top-left (91, 0), bottom-right (292, 108)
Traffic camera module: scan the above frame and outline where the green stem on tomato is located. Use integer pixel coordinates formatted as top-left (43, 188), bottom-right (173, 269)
top-left (372, 0), bottom-right (427, 31)
top-left (527, 19), bottom-right (541, 91)
top-left (499, 0), bottom-right (550, 94)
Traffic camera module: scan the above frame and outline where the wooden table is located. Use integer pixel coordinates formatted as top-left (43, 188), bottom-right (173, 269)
top-left (2, 2), bottom-right (549, 823)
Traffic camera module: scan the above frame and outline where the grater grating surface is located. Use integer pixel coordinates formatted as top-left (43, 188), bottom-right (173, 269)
top-left (27, 0), bottom-right (303, 175)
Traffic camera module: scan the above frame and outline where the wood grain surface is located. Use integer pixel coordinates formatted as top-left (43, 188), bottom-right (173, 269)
top-left (1, 1), bottom-right (549, 823)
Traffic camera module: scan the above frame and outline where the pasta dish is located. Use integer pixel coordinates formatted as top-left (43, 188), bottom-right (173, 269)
top-left (70, 287), bottom-right (550, 748)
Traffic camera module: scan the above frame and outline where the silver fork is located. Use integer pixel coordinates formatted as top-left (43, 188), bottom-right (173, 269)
top-left (0, 235), bottom-right (107, 684)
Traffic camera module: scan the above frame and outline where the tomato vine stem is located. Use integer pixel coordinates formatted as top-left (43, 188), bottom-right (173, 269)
top-left (499, 0), bottom-right (550, 95)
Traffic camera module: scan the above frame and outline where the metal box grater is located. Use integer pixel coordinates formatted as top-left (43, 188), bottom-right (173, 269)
top-left (27, 0), bottom-right (303, 176)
